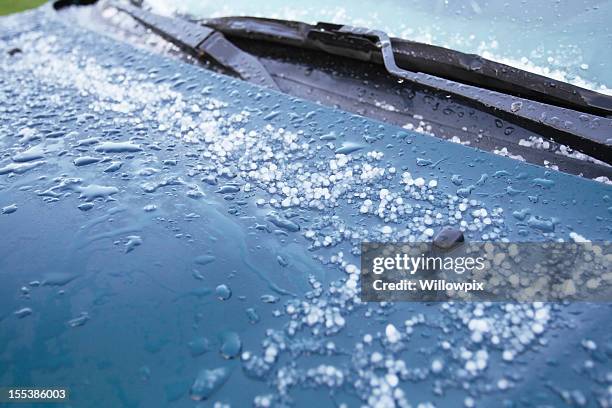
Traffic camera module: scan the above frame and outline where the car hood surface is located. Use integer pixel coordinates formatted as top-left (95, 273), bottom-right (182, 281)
top-left (0, 6), bottom-right (611, 408)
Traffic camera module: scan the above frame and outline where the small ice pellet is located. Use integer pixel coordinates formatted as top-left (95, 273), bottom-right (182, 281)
top-left (497, 378), bottom-right (509, 390)
top-left (431, 359), bottom-right (443, 373)
top-left (371, 352), bottom-right (383, 363)
top-left (385, 324), bottom-right (402, 343)
top-left (385, 373), bottom-right (399, 387)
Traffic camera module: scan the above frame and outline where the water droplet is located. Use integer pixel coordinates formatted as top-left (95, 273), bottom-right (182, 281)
top-left (78, 185), bottom-right (119, 201)
top-left (103, 161), bottom-right (122, 172)
top-left (276, 255), bottom-right (289, 267)
top-left (263, 111), bottom-right (280, 121)
top-left (78, 202), bottom-right (94, 211)
top-left (266, 212), bottom-right (300, 232)
top-left (95, 141), bottom-right (142, 153)
top-left (335, 142), bottom-right (364, 155)
top-left (143, 204), bottom-right (157, 212)
top-left (510, 101), bottom-right (523, 112)
top-left (125, 235), bottom-right (143, 253)
top-left (215, 284), bottom-right (232, 300)
top-left (246, 308), bottom-right (260, 324)
top-left (1, 204), bottom-right (18, 214)
top-left (188, 337), bottom-right (210, 356)
top-left (261, 294), bottom-right (279, 303)
top-left (67, 312), bottom-right (90, 328)
top-left (451, 174), bottom-right (463, 186)
top-left (190, 367), bottom-right (230, 401)
top-left (13, 144), bottom-right (45, 162)
top-left (14, 307), bottom-right (33, 318)
top-left (73, 156), bottom-right (101, 167)
top-left (0, 161), bottom-right (45, 175)
top-left (194, 255), bottom-right (216, 265)
top-left (41, 272), bottom-right (78, 287)
top-left (219, 331), bottom-right (242, 359)
top-left (527, 216), bottom-right (556, 232)
top-left (319, 132), bottom-right (337, 141)
top-left (217, 185), bottom-right (241, 194)
top-left (532, 178), bottom-right (555, 189)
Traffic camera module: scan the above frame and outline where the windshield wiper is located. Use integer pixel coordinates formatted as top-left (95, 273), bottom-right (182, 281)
top-left (112, 4), bottom-right (612, 164)
top-left (205, 18), bottom-right (612, 118)
top-left (113, 4), bottom-right (279, 90)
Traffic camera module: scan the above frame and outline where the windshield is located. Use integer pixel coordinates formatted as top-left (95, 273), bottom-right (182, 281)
top-left (146, 0), bottom-right (612, 95)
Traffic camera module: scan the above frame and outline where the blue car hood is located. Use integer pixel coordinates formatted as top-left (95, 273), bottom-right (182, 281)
top-left (0, 6), bottom-right (611, 408)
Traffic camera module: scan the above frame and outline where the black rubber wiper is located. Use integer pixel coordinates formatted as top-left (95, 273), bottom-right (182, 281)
top-left (204, 17), bottom-right (612, 118)
top-left (113, 3), bottom-right (279, 90)
top-left (112, 6), bottom-right (612, 163)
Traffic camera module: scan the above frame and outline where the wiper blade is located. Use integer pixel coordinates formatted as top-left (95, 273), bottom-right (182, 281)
top-left (339, 25), bottom-right (612, 161)
top-left (205, 17), bottom-right (612, 118)
top-left (109, 7), bottom-right (611, 163)
top-left (113, 3), bottom-right (279, 90)
top-left (200, 17), bottom-right (612, 163)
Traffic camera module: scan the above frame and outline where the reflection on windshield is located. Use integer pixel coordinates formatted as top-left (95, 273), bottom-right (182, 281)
top-left (146, 0), bottom-right (612, 94)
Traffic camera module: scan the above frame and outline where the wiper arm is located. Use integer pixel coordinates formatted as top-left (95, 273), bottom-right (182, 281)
top-left (110, 7), bottom-right (611, 163)
top-left (199, 17), bottom-right (612, 163)
top-left (338, 25), bottom-right (612, 162)
top-left (205, 17), bottom-right (612, 118)
top-left (113, 3), bottom-right (279, 90)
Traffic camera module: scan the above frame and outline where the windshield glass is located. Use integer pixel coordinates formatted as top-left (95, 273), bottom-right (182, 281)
top-left (145, 0), bottom-right (612, 94)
